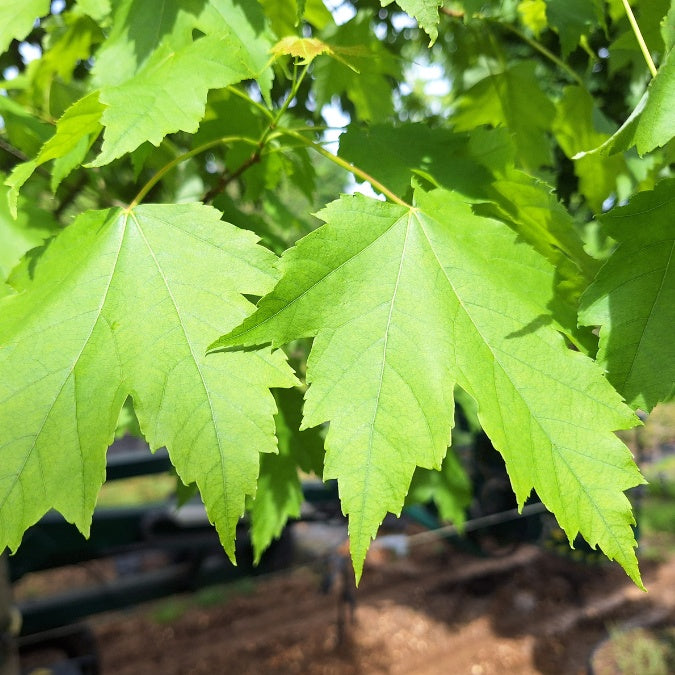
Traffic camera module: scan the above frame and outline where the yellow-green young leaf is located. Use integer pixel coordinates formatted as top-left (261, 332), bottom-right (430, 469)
top-left (381, 0), bottom-right (443, 45)
top-left (518, 0), bottom-right (548, 36)
top-left (271, 36), bottom-right (332, 64)
top-left (313, 12), bottom-right (401, 122)
top-left (0, 203), bottom-right (296, 557)
top-left (0, 0), bottom-right (50, 55)
top-left (214, 189), bottom-right (644, 586)
top-left (579, 179), bottom-right (675, 411)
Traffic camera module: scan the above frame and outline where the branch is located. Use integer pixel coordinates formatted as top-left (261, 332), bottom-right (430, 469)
top-left (128, 136), bottom-right (259, 209)
top-left (202, 146), bottom-right (263, 204)
top-left (440, 7), bottom-right (464, 19)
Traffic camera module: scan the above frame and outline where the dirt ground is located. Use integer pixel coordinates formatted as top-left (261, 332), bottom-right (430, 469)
top-left (74, 537), bottom-right (675, 675)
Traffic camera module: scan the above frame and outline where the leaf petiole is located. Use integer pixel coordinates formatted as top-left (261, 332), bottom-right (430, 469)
top-left (621, 0), bottom-right (658, 77)
top-left (128, 135), bottom-right (259, 209)
top-left (280, 128), bottom-right (412, 209)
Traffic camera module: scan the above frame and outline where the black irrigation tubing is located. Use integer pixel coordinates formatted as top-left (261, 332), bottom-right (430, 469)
top-left (404, 502), bottom-right (549, 548)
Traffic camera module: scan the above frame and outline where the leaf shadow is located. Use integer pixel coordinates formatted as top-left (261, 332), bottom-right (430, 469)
top-left (505, 313), bottom-right (553, 339)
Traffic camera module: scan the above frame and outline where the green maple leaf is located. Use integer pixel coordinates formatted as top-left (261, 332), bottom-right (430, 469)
top-left (249, 387), bottom-right (325, 562)
top-left (91, 34), bottom-right (260, 167)
top-left (452, 62), bottom-right (556, 170)
top-left (0, 203), bottom-right (296, 557)
top-left (406, 447), bottom-right (471, 525)
top-left (580, 179), bottom-right (675, 411)
top-left (0, 0), bottom-right (50, 55)
top-left (214, 188), bottom-right (644, 585)
top-left (92, 0), bottom-right (272, 90)
top-left (576, 48), bottom-right (675, 158)
top-left (6, 92), bottom-right (105, 214)
top-left (338, 124), bottom-right (596, 347)
top-left (0, 182), bottom-right (58, 281)
top-left (313, 12), bottom-right (401, 122)
top-left (545, 0), bottom-right (604, 56)
top-left (381, 0), bottom-right (443, 44)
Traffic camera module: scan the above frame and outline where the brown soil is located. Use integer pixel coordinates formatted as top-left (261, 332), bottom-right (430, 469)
top-left (77, 541), bottom-right (675, 675)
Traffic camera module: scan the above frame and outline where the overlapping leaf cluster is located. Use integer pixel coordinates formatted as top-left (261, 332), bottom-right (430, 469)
top-left (0, 0), bottom-right (673, 585)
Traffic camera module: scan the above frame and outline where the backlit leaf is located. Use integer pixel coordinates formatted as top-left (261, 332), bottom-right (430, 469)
top-left (0, 0), bottom-right (50, 56)
top-left (215, 189), bottom-right (643, 585)
top-left (91, 35), bottom-right (258, 166)
top-left (575, 49), bottom-right (675, 158)
top-left (579, 179), bottom-right (675, 410)
top-left (452, 62), bottom-right (556, 170)
top-left (381, 0), bottom-right (443, 44)
top-left (0, 203), bottom-right (295, 557)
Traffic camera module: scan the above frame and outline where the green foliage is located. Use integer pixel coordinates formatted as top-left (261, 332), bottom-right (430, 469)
top-left (0, 0), bottom-right (50, 55)
top-left (215, 189), bottom-right (644, 583)
top-left (545, 0), bottom-right (604, 56)
top-left (406, 447), bottom-right (472, 525)
top-left (0, 0), bottom-right (673, 588)
top-left (0, 203), bottom-right (295, 558)
top-left (452, 62), bottom-right (556, 170)
top-left (249, 386), bottom-right (324, 562)
top-left (382, 0), bottom-right (443, 44)
top-left (580, 179), bottom-right (675, 410)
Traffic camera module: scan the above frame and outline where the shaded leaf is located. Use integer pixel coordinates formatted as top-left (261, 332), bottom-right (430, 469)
top-left (545, 0), bottom-right (604, 56)
top-left (406, 448), bottom-right (471, 525)
top-left (452, 62), bottom-right (556, 170)
top-left (0, 181), bottom-right (58, 281)
top-left (579, 179), bottom-right (675, 410)
top-left (249, 387), bottom-right (325, 562)
top-left (313, 12), bottom-right (400, 122)
top-left (338, 123), bottom-right (499, 200)
top-left (552, 86), bottom-right (627, 212)
top-left (260, 0), bottom-right (332, 37)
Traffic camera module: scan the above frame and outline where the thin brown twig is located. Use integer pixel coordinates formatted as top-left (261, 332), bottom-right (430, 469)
top-left (201, 146), bottom-right (263, 203)
top-left (440, 7), bottom-right (465, 19)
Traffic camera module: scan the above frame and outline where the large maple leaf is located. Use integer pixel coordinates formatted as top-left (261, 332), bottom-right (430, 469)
top-left (0, 203), bottom-right (295, 557)
top-left (215, 188), bottom-right (644, 584)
